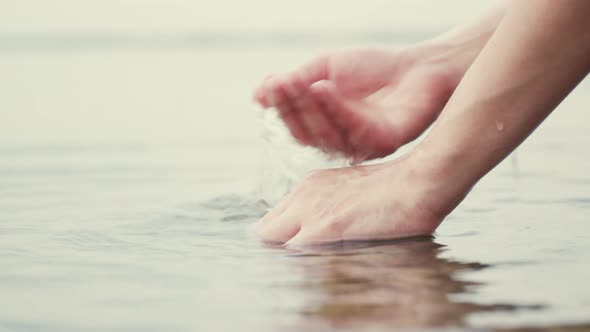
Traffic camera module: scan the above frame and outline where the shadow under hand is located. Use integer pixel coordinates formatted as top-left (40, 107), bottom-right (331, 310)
top-left (285, 237), bottom-right (530, 331)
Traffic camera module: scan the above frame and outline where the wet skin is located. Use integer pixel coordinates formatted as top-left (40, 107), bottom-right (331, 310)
top-left (254, 0), bottom-right (590, 246)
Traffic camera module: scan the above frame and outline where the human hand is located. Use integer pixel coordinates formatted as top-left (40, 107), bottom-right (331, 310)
top-left (253, 47), bottom-right (455, 163)
top-left (254, 154), bottom-right (462, 246)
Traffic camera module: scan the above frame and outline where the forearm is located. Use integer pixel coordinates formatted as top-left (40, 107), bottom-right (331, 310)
top-left (432, 0), bottom-right (507, 46)
top-left (413, 0), bottom-right (590, 214)
top-left (409, 1), bottom-right (507, 86)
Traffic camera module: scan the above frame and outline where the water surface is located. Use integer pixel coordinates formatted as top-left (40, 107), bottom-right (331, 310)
top-left (1, 39), bottom-right (590, 332)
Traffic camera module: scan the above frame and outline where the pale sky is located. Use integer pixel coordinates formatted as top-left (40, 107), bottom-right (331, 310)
top-left (0, 0), bottom-right (493, 34)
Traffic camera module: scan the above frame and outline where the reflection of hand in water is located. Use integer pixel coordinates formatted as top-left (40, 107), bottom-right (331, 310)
top-left (286, 238), bottom-right (520, 330)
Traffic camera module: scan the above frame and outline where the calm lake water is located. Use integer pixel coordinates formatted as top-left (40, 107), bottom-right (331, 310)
top-left (1, 33), bottom-right (590, 331)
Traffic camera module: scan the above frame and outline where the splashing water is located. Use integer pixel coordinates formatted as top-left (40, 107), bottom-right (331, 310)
top-left (255, 109), bottom-right (349, 207)
top-left (253, 108), bottom-right (525, 208)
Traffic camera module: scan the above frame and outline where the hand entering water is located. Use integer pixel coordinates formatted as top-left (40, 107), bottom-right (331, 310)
top-left (253, 48), bottom-right (454, 162)
top-left (254, 154), bottom-right (459, 246)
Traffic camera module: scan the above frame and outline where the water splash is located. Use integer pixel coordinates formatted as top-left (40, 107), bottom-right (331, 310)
top-left (255, 109), bottom-right (348, 206)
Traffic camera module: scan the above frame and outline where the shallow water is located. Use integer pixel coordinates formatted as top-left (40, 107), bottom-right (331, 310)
top-left (1, 39), bottom-right (590, 331)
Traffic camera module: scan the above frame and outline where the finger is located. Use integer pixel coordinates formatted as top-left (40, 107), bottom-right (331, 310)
top-left (284, 225), bottom-right (338, 248)
top-left (266, 75), bottom-right (289, 108)
top-left (254, 193), bottom-right (292, 231)
top-left (284, 76), bottom-right (347, 153)
top-left (284, 228), bottom-right (313, 247)
top-left (268, 72), bottom-right (308, 108)
top-left (310, 80), bottom-right (389, 162)
top-left (272, 54), bottom-right (330, 102)
top-left (254, 74), bottom-right (278, 108)
top-left (308, 80), bottom-right (365, 131)
top-left (257, 212), bottom-right (301, 244)
top-left (297, 54), bottom-right (330, 87)
top-left (300, 97), bottom-right (348, 154)
top-left (255, 178), bottom-right (307, 241)
top-left (255, 52), bottom-right (330, 108)
top-left (273, 84), bottom-right (314, 146)
top-left (281, 72), bottom-right (308, 100)
top-left (309, 80), bottom-right (373, 158)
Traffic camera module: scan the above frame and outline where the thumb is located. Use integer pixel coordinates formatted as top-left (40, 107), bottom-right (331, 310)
top-left (295, 54), bottom-right (331, 88)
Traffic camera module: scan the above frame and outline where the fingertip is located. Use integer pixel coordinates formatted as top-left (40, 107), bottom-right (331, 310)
top-left (254, 221), bottom-right (271, 240)
top-left (248, 220), bottom-right (266, 240)
top-left (284, 229), bottom-right (315, 248)
top-left (257, 222), bottom-right (301, 245)
top-left (255, 74), bottom-right (278, 108)
top-left (253, 90), bottom-right (269, 108)
top-left (255, 203), bottom-right (298, 243)
top-left (268, 76), bottom-right (290, 107)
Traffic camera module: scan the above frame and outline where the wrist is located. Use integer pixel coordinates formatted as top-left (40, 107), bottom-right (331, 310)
top-left (406, 30), bottom-right (494, 88)
top-left (399, 144), bottom-right (478, 218)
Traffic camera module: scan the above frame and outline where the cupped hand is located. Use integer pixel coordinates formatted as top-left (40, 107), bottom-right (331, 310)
top-left (253, 48), bottom-right (454, 162)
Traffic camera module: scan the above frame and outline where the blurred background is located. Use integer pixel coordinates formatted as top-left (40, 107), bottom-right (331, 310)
top-left (1, 1), bottom-right (590, 332)
top-left (0, 0), bottom-right (491, 146)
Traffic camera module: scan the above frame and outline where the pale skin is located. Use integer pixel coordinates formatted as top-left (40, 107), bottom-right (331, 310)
top-left (253, 0), bottom-right (590, 246)
top-left (254, 3), bottom-right (506, 162)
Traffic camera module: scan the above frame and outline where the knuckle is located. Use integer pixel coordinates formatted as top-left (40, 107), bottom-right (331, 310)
top-left (324, 218), bottom-right (348, 236)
